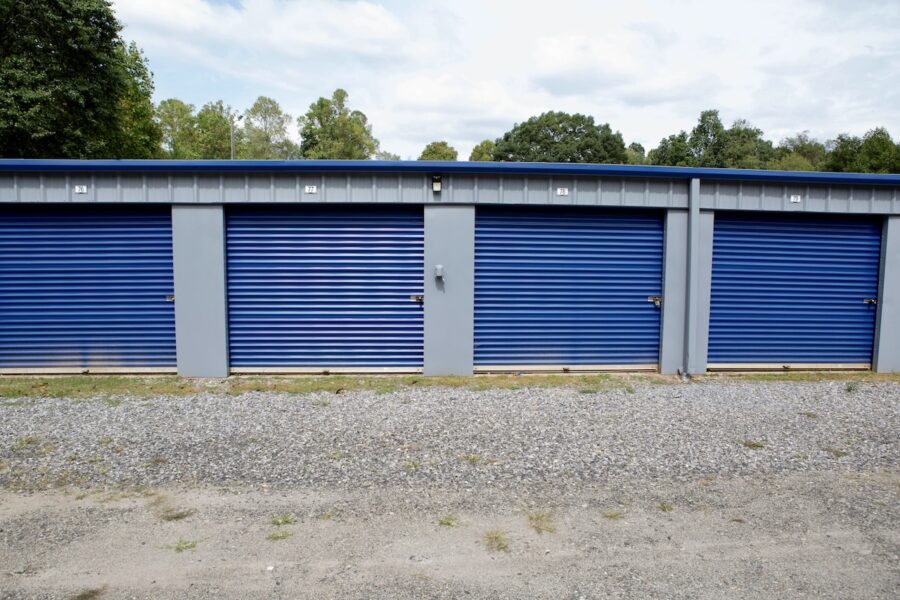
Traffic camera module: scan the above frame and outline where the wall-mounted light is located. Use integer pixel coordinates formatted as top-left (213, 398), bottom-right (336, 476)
top-left (432, 175), bottom-right (442, 193)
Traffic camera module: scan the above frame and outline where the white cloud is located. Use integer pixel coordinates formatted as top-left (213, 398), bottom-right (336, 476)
top-left (113, 0), bottom-right (900, 159)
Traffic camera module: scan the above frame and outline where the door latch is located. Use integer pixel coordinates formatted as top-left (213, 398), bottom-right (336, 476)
top-left (165, 295), bottom-right (175, 303)
top-left (647, 295), bottom-right (662, 308)
top-left (863, 298), bottom-right (878, 306)
top-left (409, 294), bottom-right (424, 304)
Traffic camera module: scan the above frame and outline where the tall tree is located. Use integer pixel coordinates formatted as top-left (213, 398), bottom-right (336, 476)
top-left (239, 96), bottom-right (297, 159)
top-left (157, 98), bottom-right (198, 159)
top-left (418, 141), bottom-right (458, 161)
top-left (687, 109), bottom-right (728, 167)
top-left (469, 139), bottom-right (495, 161)
top-left (111, 43), bottom-right (161, 158)
top-left (648, 131), bottom-right (692, 166)
top-left (298, 89), bottom-right (378, 159)
top-left (493, 111), bottom-right (627, 163)
top-left (770, 132), bottom-right (827, 171)
top-left (195, 101), bottom-right (233, 159)
top-left (0, 0), bottom-right (128, 157)
top-left (375, 150), bottom-right (400, 160)
top-left (721, 119), bottom-right (774, 169)
top-left (625, 142), bottom-right (647, 165)
top-left (856, 127), bottom-right (899, 173)
top-left (824, 133), bottom-right (864, 172)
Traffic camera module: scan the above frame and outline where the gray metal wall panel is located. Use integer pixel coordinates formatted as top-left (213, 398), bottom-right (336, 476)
top-left (685, 176), bottom-right (715, 374)
top-left (172, 205), bottom-right (229, 377)
top-left (0, 173), bottom-right (692, 209)
top-left (874, 216), bottom-right (900, 372)
top-left (660, 210), bottom-right (688, 374)
top-left (700, 181), bottom-right (900, 214)
top-left (424, 206), bottom-right (475, 375)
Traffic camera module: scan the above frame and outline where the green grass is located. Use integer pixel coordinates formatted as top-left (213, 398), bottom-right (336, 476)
top-left (602, 510), bottom-right (624, 520)
top-left (702, 372), bottom-right (900, 384)
top-left (740, 440), bottom-right (766, 450)
top-left (11, 435), bottom-right (42, 451)
top-left (823, 447), bottom-right (849, 458)
top-left (483, 529), bottom-right (510, 553)
top-left (460, 454), bottom-right (482, 465)
top-left (527, 512), bottom-right (556, 534)
top-left (658, 502), bottom-right (674, 513)
top-left (438, 515), bottom-right (460, 527)
top-left (172, 539), bottom-right (199, 553)
top-left (401, 459), bottom-right (421, 472)
top-left (271, 514), bottom-right (296, 526)
top-left (267, 529), bottom-right (292, 541)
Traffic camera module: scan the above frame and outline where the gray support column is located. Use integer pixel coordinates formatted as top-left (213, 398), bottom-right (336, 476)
top-left (659, 210), bottom-right (688, 374)
top-left (684, 178), bottom-right (715, 375)
top-left (874, 216), bottom-right (900, 372)
top-left (424, 206), bottom-right (475, 375)
top-left (172, 205), bottom-right (229, 377)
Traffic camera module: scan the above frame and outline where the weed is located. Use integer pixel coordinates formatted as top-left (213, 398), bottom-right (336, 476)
top-left (438, 515), bottom-right (460, 527)
top-left (460, 454), bottom-right (482, 465)
top-left (267, 529), bottom-right (292, 541)
top-left (311, 398), bottom-right (331, 408)
top-left (799, 411), bottom-right (818, 419)
top-left (578, 388), bottom-right (598, 395)
top-left (402, 459), bottom-right (421, 472)
top-left (69, 587), bottom-right (108, 600)
top-left (317, 510), bottom-right (337, 521)
top-left (172, 539), bottom-right (198, 553)
top-left (845, 382), bottom-right (859, 393)
top-left (658, 503), bottom-right (674, 513)
top-left (602, 510), bottom-right (624, 520)
top-left (793, 453), bottom-right (809, 460)
top-left (12, 435), bottom-right (42, 451)
top-left (102, 397), bottom-right (122, 408)
top-left (146, 457), bottom-right (169, 466)
top-left (527, 512), bottom-right (556, 534)
top-left (97, 436), bottom-right (114, 446)
top-left (271, 514), bottom-right (296, 526)
top-left (483, 529), bottom-right (510, 552)
top-left (740, 440), bottom-right (765, 450)
top-left (160, 508), bottom-right (194, 522)
top-left (730, 517), bottom-right (746, 524)
top-left (824, 447), bottom-right (849, 458)
top-left (327, 450), bottom-right (349, 461)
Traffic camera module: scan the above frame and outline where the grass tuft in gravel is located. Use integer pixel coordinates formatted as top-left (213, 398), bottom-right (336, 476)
top-left (845, 382), bottom-right (860, 393)
top-left (402, 459), bottom-right (421, 472)
top-left (271, 514), bottom-right (296, 526)
top-left (740, 440), bottom-right (765, 450)
top-left (11, 435), bottom-right (43, 451)
top-left (799, 411), bottom-right (818, 419)
top-left (823, 447), bottom-right (849, 458)
top-left (658, 502), bottom-right (674, 512)
top-left (438, 515), bottom-right (460, 527)
top-left (483, 529), bottom-right (510, 552)
top-left (460, 454), bottom-right (481, 465)
top-left (602, 510), bottom-right (624, 520)
top-left (159, 508), bottom-right (194, 522)
top-left (267, 529), bottom-right (292, 541)
top-left (172, 539), bottom-right (198, 553)
top-left (527, 512), bottom-right (556, 534)
top-left (69, 587), bottom-right (108, 600)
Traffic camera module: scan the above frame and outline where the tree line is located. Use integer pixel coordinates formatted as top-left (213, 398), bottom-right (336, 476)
top-left (1, 1), bottom-right (898, 173)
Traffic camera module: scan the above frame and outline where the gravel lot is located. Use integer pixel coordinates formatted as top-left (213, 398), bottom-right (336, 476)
top-left (0, 378), bottom-right (898, 598)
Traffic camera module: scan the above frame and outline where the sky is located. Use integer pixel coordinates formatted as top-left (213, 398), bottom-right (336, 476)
top-left (113, 0), bottom-right (900, 159)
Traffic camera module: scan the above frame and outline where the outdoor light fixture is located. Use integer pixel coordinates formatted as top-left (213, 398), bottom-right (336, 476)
top-left (432, 175), bottom-right (442, 193)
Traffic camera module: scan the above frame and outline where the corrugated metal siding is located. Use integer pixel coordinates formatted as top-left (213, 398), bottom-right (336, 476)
top-left (708, 214), bottom-right (881, 364)
top-left (226, 207), bottom-right (424, 368)
top-left (0, 207), bottom-right (175, 368)
top-left (474, 207), bottom-right (664, 366)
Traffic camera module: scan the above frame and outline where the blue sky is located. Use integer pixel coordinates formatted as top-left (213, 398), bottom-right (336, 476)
top-left (113, 0), bottom-right (900, 159)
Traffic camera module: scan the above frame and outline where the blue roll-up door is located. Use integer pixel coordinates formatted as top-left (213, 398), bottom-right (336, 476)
top-left (709, 213), bottom-right (882, 366)
top-left (0, 207), bottom-right (176, 370)
top-left (226, 207), bottom-right (424, 370)
top-left (474, 207), bottom-right (664, 368)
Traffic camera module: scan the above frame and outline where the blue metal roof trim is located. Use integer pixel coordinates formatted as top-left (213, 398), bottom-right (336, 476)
top-left (0, 159), bottom-right (898, 187)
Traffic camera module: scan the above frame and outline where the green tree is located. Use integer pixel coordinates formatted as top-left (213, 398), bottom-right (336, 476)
top-left (0, 0), bottom-right (128, 157)
top-left (469, 139), bottom-right (495, 161)
top-left (157, 99), bottom-right (198, 159)
top-left (648, 131), bottom-right (692, 166)
top-left (625, 142), bottom-right (646, 165)
top-left (770, 132), bottom-right (827, 171)
top-left (111, 43), bottom-right (161, 158)
top-left (493, 111), bottom-right (627, 163)
top-left (857, 127), bottom-right (898, 173)
top-left (418, 141), bottom-right (458, 161)
top-left (239, 96), bottom-right (298, 159)
top-left (721, 119), bottom-right (774, 169)
top-left (299, 89), bottom-right (379, 159)
top-left (688, 109), bottom-right (727, 167)
top-left (195, 101), bottom-right (233, 159)
top-left (824, 133), bottom-right (864, 172)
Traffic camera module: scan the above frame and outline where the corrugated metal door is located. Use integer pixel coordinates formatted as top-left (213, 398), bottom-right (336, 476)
top-left (474, 207), bottom-right (664, 370)
top-left (226, 207), bottom-right (424, 370)
top-left (0, 207), bottom-right (176, 371)
top-left (709, 214), bottom-right (881, 367)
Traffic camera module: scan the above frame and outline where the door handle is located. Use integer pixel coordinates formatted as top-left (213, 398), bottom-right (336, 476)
top-left (165, 295), bottom-right (175, 303)
top-left (409, 295), bottom-right (424, 304)
top-left (647, 295), bottom-right (662, 308)
top-left (863, 298), bottom-right (877, 306)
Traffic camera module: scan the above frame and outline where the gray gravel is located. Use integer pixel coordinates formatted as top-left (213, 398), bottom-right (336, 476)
top-left (1, 379), bottom-right (897, 491)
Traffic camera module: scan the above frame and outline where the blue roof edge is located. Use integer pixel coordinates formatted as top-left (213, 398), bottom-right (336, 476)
top-left (0, 159), bottom-right (898, 186)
